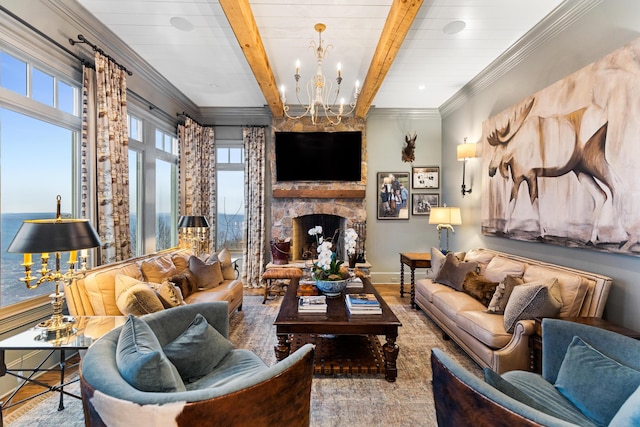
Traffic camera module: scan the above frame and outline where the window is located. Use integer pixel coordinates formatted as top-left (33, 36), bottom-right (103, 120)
top-left (216, 142), bottom-right (245, 251)
top-left (128, 149), bottom-right (141, 256)
top-left (0, 50), bottom-right (80, 309)
top-left (155, 158), bottom-right (176, 250)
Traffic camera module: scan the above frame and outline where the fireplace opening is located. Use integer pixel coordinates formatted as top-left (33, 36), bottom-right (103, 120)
top-left (292, 214), bottom-right (346, 261)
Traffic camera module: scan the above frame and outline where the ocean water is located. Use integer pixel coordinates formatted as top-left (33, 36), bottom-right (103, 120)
top-left (1, 212), bottom-right (57, 307)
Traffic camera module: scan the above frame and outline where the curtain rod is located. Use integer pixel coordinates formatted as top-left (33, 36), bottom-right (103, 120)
top-left (69, 34), bottom-right (133, 76)
top-left (177, 112), bottom-right (269, 128)
top-left (0, 5), bottom-right (94, 69)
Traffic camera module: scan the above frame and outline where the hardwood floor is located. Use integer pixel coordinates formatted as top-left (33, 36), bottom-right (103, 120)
top-left (2, 284), bottom-right (403, 417)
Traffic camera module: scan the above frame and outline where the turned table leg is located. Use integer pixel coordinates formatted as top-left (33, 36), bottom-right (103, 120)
top-left (274, 334), bottom-right (291, 361)
top-left (382, 335), bottom-right (399, 382)
top-left (399, 259), bottom-right (405, 297)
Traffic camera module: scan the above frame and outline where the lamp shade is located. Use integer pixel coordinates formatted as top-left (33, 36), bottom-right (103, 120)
top-left (456, 143), bottom-right (477, 160)
top-left (7, 219), bottom-right (102, 253)
top-left (178, 215), bottom-right (210, 228)
top-left (429, 207), bottom-right (462, 226)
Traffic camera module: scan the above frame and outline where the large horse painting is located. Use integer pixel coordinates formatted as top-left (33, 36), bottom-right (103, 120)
top-left (482, 36), bottom-right (640, 256)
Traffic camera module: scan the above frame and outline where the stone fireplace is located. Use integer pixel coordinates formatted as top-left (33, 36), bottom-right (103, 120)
top-left (270, 116), bottom-right (367, 262)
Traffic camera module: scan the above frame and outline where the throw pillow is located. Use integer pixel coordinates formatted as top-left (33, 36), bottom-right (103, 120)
top-left (171, 252), bottom-right (191, 275)
top-left (434, 252), bottom-right (478, 291)
top-left (170, 271), bottom-right (198, 298)
top-left (115, 274), bottom-right (165, 316)
top-left (462, 272), bottom-right (499, 306)
top-left (218, 248), bottom-right (237, 280)
top-left (425, 247), bottom-right (446, 279)
top-left (149, 280), bottom-right (185, 308)
top-left (609, 385), bottom-right (640, 427)
top-left (116, 315), bottom-right (185, 392)
top-left (189, 255), bottom-right (224, 289)
top-left (163, 313), bottom-right (234, 382)
top-left (503, 279), bottom-right (562, 333)
top-left (486, 275), bottom-right (524, 314)
top-left (483, 256), bottom-right (525, 283)
top-left (555, 336), bottom-right (640, 427)
top-left (140, 255), bottom-right (177, 283)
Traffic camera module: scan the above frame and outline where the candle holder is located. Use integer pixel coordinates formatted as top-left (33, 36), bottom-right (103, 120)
top-left (7, 196), bottom-right (101, 340)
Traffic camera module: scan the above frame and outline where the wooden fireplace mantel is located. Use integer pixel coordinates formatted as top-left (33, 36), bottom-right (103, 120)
top-left (272, 189), bottom-right (366, 199)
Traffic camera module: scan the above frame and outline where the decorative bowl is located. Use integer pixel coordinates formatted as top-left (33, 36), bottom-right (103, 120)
top-left (315, 279), bottom-right (348, 297)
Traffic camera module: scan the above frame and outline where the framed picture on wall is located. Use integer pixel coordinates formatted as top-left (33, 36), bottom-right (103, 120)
top-left (412, 193), bottom-right (439, 216)
top-left (377, 172), bottom-right (410, 220)
top-left (412, 166), bottom-right (439, 189)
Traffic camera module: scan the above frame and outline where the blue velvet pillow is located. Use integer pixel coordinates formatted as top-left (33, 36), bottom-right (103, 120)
top-left (162, 313), bottom-right (234, 382)
top-left (484, 368), bottom-right (551, 413)
top-left (609, 385), bottom-right (640, 427)
top-left (116, 315), bottom-right (185, 392)
top-left (554, 336), bottom-right (640, 427)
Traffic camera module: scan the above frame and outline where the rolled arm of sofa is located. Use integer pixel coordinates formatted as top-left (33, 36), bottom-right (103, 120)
top-left (491, 319), bottom-right (536, 374)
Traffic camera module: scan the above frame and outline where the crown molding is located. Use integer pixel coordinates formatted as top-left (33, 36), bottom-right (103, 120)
top-left (367, 107), bottom-right (440, 120)
top-left (198, 106), bottom-right (272, 126)
top-left (439, 0), bottom-right (603, 118)
top-left (43, 0), bottom-right (199, 117)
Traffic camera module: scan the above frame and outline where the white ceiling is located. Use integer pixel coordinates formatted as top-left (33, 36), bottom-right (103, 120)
top-left (76, 0), bottom-right (563, 110)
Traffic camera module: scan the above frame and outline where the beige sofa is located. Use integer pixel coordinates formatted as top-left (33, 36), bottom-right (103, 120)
top-left (64, 247), bottom-right (243, 317)
top-left (414, 248), bottom-right (612, 374)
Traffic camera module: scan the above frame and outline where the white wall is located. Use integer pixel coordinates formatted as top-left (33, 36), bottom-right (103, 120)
top-left (364, 109), bottom-right (442, 284)
top-left (441, 0), bottom-right (640, 331)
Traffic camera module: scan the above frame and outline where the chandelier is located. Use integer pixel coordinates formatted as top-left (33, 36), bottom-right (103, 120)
top-left (280, 23), bottom-right (360, 125)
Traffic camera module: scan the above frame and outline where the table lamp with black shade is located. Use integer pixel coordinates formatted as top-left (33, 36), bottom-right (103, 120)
top-left (7, 196), bottom-right (101, 340)
top-left (178, 215), bottom-right (210, 257)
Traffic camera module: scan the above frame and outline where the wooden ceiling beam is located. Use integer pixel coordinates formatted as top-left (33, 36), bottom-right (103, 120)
top-left (355, 0), bottom-right (423, 118)
top-left (218, 0), bottom-right (283, 118)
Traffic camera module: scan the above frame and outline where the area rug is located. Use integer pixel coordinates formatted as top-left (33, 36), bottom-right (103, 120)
top-left (5, 294), bottom-right (481, 426)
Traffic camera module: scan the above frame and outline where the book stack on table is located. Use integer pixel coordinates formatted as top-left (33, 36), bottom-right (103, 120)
top-left (345, 293), bottom-right (382, 315)
top-left (298, 295), bottom-right (327, 313)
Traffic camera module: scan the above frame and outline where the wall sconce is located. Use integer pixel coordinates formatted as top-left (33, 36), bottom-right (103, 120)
top-left (7, 196), bottom-right (102, 339)
top-left (457, 138), bottom-right (478, 197)
top-left (429, 206), bottom-right (462, 254)
top-left (178, 215), bottom-right (210, 257)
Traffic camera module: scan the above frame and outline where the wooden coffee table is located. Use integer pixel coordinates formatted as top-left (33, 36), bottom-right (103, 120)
top-left (274, 277), bottom-right (402, 382)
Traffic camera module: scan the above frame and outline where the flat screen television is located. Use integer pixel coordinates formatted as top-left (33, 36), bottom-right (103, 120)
top-left (274, 131), bottom-right (362, 182)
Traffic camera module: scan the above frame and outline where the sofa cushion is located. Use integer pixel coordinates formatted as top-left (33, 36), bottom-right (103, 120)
top-left (162, 313), bottom-right (234, 383)
top-left (483, 256), bottom-right (525, 283)
top-left (189, 256), bottom-right (224, 289)
top-left (463, 249), bottom-right (495, 275)
top-left (486, 275), bottom-right (524, 314)
top-left (210, 248), bottom-right (236, 281)
top-left (503, 278), bottom-right (562, 333)
top-left (415, 278), bottom-right (455, 303)
top-left (456, 310), bottom-right (512, 349)
top-left (433, 291), bottom-right (486, 321)
top-left (171, 252), bottom-right (191, 275)
top-left (84, 263), bottom-right (144, 316)
top-left (115, 274), bottom-right (165, 316)
top-left (609, 385), bottom-right (640, 427)
top-left (462, 271), bottom-right (499, 306)
top-left (523, 265), bottom-right (589, 317)
top-left (555, 336), bottom-right (640, 427)
top-left (434, 252), bottom-right (478, 291)
top-left (116, 315), bottom-right (185, 392)
top-left (484, 368), bottom-right (561, 416)
top-left (140, 255), bottom-right (178, 284)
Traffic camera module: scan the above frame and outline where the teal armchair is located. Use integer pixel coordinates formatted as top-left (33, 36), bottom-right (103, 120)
top-left (80, 302), bottom-right (315, 427)
top-left (431, 318), bottom-right (640, 426)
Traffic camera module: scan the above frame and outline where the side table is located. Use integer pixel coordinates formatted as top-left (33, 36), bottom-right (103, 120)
top-left (529, 317), bottom-right (640, 373)
top-left (399, 252), bottom-right (431, 308)
top-left (0, 316), bottom-right (125, 425)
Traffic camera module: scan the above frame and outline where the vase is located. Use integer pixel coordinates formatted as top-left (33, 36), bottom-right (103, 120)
top-left (315, 279), bottom-right (348, 297)
top-left (348, 254), bottom-right (357, 269)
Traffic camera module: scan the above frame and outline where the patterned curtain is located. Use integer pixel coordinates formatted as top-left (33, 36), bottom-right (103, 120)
top-left (81, 66), bottom-right (96, 222)
top-left (178, 118), bottom-right (216, 250)
top-left (94, 52), bottom-right (132, 263)
top-left (242, 127), bottom-right (266, 288)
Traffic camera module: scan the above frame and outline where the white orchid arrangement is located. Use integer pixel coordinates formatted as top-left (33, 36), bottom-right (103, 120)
top-left (308, 226), bottom-right (358, 281)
